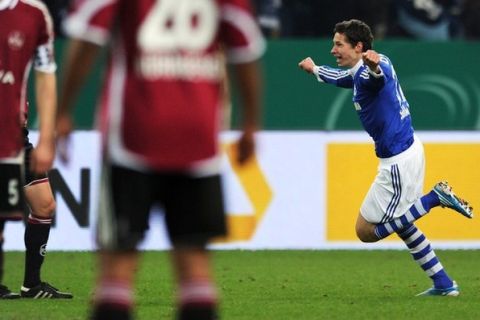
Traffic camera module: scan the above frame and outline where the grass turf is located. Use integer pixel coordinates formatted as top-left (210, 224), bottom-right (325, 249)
top-left (1, 250), bottom-right (480, 319)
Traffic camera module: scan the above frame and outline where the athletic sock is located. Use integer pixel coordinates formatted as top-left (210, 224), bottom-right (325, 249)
top-left (177, 280), bottom-right (218, 320)
top-left (374, 191), bottom-right (440, 239)
top-left (398, 224), bottom-right (453, 289)
top-left (23, 214), bottom-right (52, 288)
top-left (91, 280), bottom-right (133, 320)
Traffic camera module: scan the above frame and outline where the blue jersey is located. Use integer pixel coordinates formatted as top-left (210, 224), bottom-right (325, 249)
top-left (314, 55), bottom-right (414, 158)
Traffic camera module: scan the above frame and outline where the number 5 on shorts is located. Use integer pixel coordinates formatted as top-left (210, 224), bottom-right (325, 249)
top-left (0, 163), bottom-right (25, 215)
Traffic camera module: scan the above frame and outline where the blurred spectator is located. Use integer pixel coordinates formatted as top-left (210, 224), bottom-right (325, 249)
top-left (388, 0), bottom-right (462, 40)
top-left (253, 0), bottom-right (282, 38)
top-left (39, 0), bottom-right (479, 41)
top-left (461, 0), bottom-right (480, 39)
top-left (279, 0), bottom-right (388, 39)
top-left (42, 0), bottom-right (71, 38)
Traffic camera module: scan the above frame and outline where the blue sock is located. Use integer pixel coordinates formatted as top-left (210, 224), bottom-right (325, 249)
top-left (421, 190), bottom-right (441, 210)
top-left (398, 224), bottom-right (453, 289)
top-left (374, 191), bottom-right (440, 239)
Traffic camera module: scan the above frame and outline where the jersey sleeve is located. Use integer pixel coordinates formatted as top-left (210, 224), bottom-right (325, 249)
top-left (357, 55), bottom-right (393, 91)
top-left (33, 1), bottom-right (56, 73)
top-left (314, 65), bottom-right (353, 88)
top-left (219, 0), bottom-right (266, 64)
top-left (63, 0), bottom-right (118, 46)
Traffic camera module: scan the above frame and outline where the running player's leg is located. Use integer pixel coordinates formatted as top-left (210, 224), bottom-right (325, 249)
top-left (164, 173), bottom-right (226, 320)
top-left (398, 223), bottom-right (458, 296)
top-left (356, 206), bottom-right (459, 296)
top-left (357, 189), bottom-right (442, 242)
top-left (356, 138), bottom-right (472, 242)
top-left (355, 139), bottom-right (462, 296)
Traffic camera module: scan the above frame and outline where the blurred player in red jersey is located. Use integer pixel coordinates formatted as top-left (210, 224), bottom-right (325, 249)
top-left (56, 0), bottom-right (264, 318)
top-left (0, 0), bottom-right (72, 299)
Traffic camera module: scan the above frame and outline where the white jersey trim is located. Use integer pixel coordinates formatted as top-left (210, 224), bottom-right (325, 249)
top-left (63, 0), bottom-right (114, 46)
top-left (221, 4), bottom-right (265, 64)
top-left (0, 150), bottom-right (23, 164)
top-left (106, 37), bottom-right (149, 171)
top-left (20, 60), bottom-right (32, 120)
top-left (367, 66), bottom-right (384, 78)
top-left (21, 0), bottom-right (54, 43)
top-left (0, 0), bottom-right (18, 10)
top-left (313, 66), bottom-right (324, 82)
top-left (20, 0), bottom-right (57, 73)
top-left (348, 59), bottom-right (364, 77)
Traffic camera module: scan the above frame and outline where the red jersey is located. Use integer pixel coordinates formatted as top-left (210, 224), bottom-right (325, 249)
top-left (0, 0), bottom-right (56, 158)
top-left (65, 0), bottom-right (265, 173)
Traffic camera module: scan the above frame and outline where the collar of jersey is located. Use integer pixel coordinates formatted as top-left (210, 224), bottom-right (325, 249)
top-left (348, 59), bottom-right (365, 78)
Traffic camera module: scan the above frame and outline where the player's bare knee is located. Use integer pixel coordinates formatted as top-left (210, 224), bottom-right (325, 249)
top-left (34, 198), bottom-right (56, 217)
top-left (355, 213), bottom-right (380, 243)
top-left (355, 226), bottom-right (378, 243)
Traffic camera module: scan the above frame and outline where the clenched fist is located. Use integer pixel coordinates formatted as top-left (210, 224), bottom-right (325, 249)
top-left (362, 50), bottom-right (380, 73)
top-left (298, 57), bottom-right (316, 74)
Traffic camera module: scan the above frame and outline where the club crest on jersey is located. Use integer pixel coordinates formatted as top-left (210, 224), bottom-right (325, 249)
top-left (8, 31), bottom-right (25, 50)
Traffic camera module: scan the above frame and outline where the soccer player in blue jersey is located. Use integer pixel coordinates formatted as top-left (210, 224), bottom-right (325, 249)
top-left (299, 19), bottom-right (473, 296)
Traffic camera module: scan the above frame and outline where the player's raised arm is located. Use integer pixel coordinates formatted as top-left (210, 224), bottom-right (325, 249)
top-left (299, 58), bottom-right (353, 88)
top-left (359, 50), bottom-right (387, 90)
top-left (362, 50), bottom-right (381, 73)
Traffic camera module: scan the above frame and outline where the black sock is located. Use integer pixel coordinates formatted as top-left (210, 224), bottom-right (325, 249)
top-left (23, 220), bottom-right (51, 288)
top-left (91, 304), bottom-right (132, 320)
top-left (0, 220), bottom-right (5, 284)
top-left (177, 305), bottom-right (218, 320)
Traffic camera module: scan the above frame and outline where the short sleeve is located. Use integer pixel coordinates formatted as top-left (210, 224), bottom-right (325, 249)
top-left (33, 2), bottom-right (56, 73)
top-left (219, 0), bottom-right (266, 64)
top-left (63, 0), bottom-right (118, 46)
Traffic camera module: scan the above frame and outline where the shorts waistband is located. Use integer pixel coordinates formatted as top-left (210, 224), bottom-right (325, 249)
top-left (0, 150), bottom-right (24, 164)
top-left (379, 135), bottom-right (421, 165)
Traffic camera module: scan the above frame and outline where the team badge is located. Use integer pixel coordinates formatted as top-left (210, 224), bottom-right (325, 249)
top-left (39, 244), bottom-right (47, 256)
top-left (8, 31), bottom-right (25, 50)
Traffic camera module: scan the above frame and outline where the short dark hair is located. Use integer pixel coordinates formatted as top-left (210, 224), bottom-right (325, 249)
top-left (333, 19), bottom-right (374, 52)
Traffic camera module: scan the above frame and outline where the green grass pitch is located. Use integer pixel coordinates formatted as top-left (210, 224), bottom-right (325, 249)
top-left (1, 250), bottom-right (480, 319)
